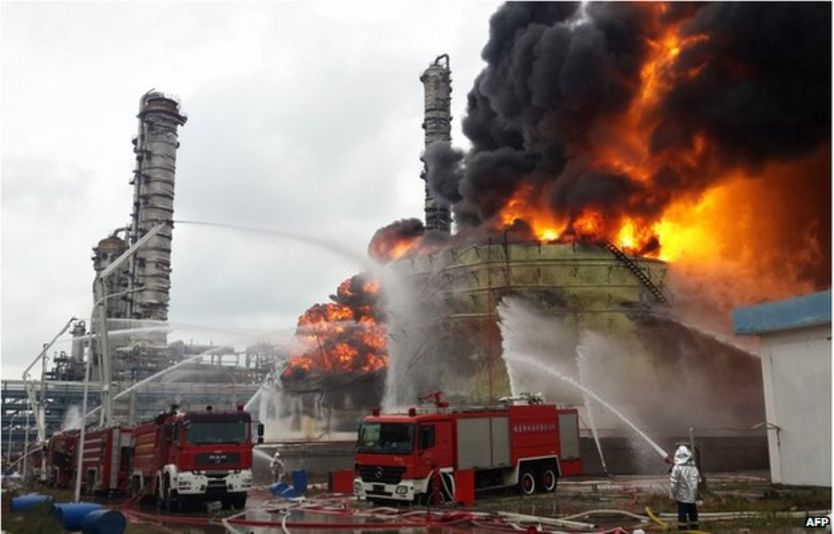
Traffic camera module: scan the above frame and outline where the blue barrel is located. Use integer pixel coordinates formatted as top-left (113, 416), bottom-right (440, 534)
top-left (270, 481), bottom-right (289, 495)
top-left (53, 502), bottom-right (103, 530)
top-left (291, 469), bottom-right (307, 493)
top-left (82, 508), bottom-right (126, 534)
top-left (279, 486), bottom-right (300, 498)
top-left (10, 494), bottom-right (53, 512)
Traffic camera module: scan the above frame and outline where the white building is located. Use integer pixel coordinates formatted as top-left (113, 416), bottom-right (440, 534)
top-left (733, 290), bottom-right (831, 487)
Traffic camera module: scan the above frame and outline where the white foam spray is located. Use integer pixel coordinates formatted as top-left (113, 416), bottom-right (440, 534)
top-left (61, 405), bottom-right (83, 431)
top-left (504, 352), bottom-right (668, 461)
top-left (576, 346), bottom-right (608, 474)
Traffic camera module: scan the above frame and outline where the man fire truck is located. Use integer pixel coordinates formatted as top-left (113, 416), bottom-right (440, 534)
top-left (353, 392), bottom-right (582, 504)
top-left (79, 425), bottom-right (133, 496)
top-left (45, 430), bottom-right (78, 489)
top-left (129, 404), bottom-right (262, 511)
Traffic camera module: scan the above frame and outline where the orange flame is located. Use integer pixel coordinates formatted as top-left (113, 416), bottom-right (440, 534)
top-left (491, 3), bottom-right (828, 309)
top-left (496, 7), bottom-right (712, 257)
top-left (283, 274), bottom-right (389, 379)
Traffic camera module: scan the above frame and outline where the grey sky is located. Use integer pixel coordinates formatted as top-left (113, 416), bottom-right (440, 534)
top-left (1, 1), bottom-right (501, 379)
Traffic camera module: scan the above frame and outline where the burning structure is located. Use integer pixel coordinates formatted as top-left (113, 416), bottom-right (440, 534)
top-left (278, 2), bottom-right (830, 451)
top-left (280, 273), bottom-right (388, 402)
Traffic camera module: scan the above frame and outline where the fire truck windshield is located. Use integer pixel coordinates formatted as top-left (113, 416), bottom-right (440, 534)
top-left (357, 422), bottom-right (414, 454)
top-left (186, 421), bottom-right (248, 445)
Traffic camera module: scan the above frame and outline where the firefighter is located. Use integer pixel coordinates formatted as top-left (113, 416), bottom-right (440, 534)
top-left (669, 444), bottom-right (701, 530)
top-left (270, 451), bottom-right (286, 484)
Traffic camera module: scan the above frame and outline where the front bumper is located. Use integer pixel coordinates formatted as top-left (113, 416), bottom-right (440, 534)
top-left (354, 477), bottom-right (423, 502)
top-left (175, 469), bottom-right (252, 495)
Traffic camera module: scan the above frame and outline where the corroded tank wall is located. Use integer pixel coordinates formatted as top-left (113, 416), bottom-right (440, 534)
top-left (388, 241), bottom-right (669, 403)
top-left (386, 240), bottom-right (764, 436)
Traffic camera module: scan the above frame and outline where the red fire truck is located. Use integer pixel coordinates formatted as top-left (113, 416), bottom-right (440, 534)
top-left (353, 393), bottom-right (582, 504)
top-left (79, 426), bottom-right (133, 496)
top-left (45, 430), bottom-right (78, 489)
top-left (129, 405), bottom-right (260, 510)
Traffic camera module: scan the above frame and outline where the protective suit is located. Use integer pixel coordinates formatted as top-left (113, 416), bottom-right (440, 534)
top-left (669, 445), bottom-right (701, 529)
top-left (670, 445), bottom-right (700, 502)
top-left (270, 451), bottom-right (286, 483)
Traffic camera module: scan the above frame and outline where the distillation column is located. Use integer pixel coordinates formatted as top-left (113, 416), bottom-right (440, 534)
top-left (129, 91), bottom-right (187, 324)
top-left (420, 54), bottom-right (452, 234)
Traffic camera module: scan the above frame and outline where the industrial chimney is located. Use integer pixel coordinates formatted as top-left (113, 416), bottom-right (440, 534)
top-left (420, 55), bottom-right (452, 234)
top-left (128, 91), bottom-right (187, 322)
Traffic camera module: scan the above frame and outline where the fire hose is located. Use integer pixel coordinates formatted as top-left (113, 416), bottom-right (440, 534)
top-left (120, 498), bottom-right (589, 533)
top-left (118, 491), bottom-right (828, 534)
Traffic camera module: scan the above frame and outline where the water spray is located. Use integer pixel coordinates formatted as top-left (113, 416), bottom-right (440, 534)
top-left (504, 353), bottom-right (669, 462)
top-left (576, 346), bottom-right (609, 476)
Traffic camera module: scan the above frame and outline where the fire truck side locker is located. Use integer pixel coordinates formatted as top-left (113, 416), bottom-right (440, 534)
top-left (455, 416), bottom-right (510, 469)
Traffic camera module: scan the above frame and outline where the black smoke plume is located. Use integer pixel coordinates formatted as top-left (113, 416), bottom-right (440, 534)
top-left (429, 2), bottom-right (831, 229)
top-left (367, 218), bottom-right (425, 262)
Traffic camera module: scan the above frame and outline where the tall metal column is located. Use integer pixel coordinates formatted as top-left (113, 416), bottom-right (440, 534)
top-left (420, 54), bottom-right (453, 234)
top-left (129, 91), bottom-right (187, 324)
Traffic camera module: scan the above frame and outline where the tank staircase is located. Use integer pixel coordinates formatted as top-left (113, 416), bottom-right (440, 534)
top-left (603, 242), bottom-right (672, 305)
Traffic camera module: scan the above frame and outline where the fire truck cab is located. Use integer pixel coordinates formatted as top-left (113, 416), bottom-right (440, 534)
top-left (353, 393), bottom-right (581, 504)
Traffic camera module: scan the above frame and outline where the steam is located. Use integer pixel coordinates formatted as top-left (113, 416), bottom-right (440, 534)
top-left (61, 405), bottom-right (82, 431)
top-left (498, 296), bottom-right (764, 433)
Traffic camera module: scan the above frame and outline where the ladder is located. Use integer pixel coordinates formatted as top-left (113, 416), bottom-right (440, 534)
top-left (603, 242), bottom-right (671, 305)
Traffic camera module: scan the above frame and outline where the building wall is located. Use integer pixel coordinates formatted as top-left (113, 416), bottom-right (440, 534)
top-left (760, 325), bottom-right (831, 486)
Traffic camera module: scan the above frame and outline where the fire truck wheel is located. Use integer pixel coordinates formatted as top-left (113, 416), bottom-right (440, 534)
top-left (539, 467), bottom-right (557, 493)
top-left (225, 494), bottom-right (247, 510)
top-left (163, 477), bottom-right (179, 513)
top-left (519, 469), bottom-right (537, 495)
top-left (130, 476), bottom-right (141, 498)
top-left (431, 483), bottom-right (449, 505)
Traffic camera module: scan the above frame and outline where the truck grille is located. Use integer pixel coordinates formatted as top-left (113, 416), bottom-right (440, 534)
top-left (357, 465), bottom-right (405, 485)
top-left (195, 452), bottom-right (241, 466)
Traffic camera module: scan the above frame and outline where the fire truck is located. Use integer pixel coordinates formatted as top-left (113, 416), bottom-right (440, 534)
top-left (129, 405), bottom-right (261, 511)
top-left (353, 393), bottom-right (582, 504)
top-left (79, 426), bottom-right (133, 496)
top-left (45, 430), bottom-right (78, 489)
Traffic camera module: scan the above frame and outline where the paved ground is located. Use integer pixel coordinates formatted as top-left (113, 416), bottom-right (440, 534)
top-left (2, 471), bottom-right (829, 533)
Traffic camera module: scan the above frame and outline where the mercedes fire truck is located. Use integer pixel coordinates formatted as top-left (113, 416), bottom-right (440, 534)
top-left (353, 393), bottom-right (582, 504)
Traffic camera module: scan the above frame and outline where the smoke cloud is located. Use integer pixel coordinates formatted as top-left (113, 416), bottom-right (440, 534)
top-left (422, 2), bottom-right (830, 285)
top-left (367, 218), bottom-right (425, 263)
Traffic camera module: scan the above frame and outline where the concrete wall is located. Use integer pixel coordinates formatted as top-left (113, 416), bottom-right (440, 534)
top-left (760, 325), bottom-right (831, 486)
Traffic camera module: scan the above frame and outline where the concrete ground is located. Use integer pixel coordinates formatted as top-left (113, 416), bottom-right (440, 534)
top-left (2, 471), bottom-right (829, 533)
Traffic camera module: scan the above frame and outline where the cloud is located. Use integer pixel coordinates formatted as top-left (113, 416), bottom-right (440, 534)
top-left (1, 1), bottom-right (499, 379)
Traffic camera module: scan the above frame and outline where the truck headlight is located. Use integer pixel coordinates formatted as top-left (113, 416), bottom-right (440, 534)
top-left (354, 481), bottom-right (363, 493)
top-left (396, 485), bottom-right (408, 495)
